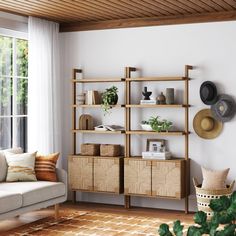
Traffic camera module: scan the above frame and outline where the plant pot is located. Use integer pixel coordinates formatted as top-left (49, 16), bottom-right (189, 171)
top-left (140, 124), bottom-right (152, 131)
top-left (108, 94), bottom-right (118, 105)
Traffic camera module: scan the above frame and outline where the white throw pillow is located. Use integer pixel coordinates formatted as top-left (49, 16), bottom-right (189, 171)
top-left (5, 152), bottom-right (37, 182)
top-left (0, 147), bottom-right (23, 182)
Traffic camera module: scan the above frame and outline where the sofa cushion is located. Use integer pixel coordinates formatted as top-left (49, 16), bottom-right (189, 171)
top-left (0, 147), bottom-right (23, 182)
top-left (0, 191), bottom-right (22, 214)
top-left (35, 153), bottom-right (59, 182)
top-left (5, 152), bottom-right (37, 182)
top-left (0, 181), bottom-right (66, 207)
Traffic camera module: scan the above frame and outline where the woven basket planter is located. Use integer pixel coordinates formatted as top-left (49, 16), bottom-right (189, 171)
top-left (81, 143), bottom-right (100, 156)
top-left (100, 144), bottom-right (121, 157)
top-left (193, 178), bottom-right (235, 217)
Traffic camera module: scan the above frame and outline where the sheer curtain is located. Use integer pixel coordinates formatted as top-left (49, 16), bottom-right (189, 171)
top-left (28, 17), bottom-right (61, 160)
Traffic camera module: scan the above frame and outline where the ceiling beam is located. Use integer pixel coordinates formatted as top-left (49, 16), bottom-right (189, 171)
top-left (60, 10), bottom-right (236, 32)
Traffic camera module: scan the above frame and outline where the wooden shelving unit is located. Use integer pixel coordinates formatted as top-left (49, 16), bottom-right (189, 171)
top-left (124, 65), bottom-right (193, 213)
top-left (69, 65), bottom-right (193, 213)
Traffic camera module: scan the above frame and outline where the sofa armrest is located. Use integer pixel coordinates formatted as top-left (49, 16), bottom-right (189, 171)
top-left (56, 168), bottom-right (68, 188)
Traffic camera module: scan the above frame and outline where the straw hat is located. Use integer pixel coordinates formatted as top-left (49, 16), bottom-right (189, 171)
top-left (211, 94), bottom-right (236, 123)
top-left (193, 109), bottom-right (223, 139)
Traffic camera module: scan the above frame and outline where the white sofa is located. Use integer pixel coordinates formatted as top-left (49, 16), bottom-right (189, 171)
top-left (0, 149), bottom-right (67, 220)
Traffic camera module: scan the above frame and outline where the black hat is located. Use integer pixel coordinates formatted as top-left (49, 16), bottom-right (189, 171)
top-left (211, 94), bottom-right (236, 123)
top-left (200, 81), bottom-right (218, 105)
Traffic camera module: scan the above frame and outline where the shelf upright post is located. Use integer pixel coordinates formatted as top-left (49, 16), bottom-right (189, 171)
top-left (184, 65), bottom-right (193, 213)
top-left (72, 68), bottom-right (82, 203)
top-left (124, 66), bottom-right (136, 209)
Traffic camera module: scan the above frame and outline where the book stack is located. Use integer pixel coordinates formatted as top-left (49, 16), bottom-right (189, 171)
top-left (95, 125), bottom-right (125, 131)
top-left (140, 99), bottom-right (157, 105)
top-left (86, 90), bottom-right (100, 105)
top-left (142, 151), bottom-right (171, 160)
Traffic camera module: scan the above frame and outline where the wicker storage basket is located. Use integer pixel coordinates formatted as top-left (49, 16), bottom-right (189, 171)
top-left (193, 178), bottom-right (235, 217)
top-left (81, 143), bottom-right (100, 156)
top-left (100, 144), bottom-right (121, 157)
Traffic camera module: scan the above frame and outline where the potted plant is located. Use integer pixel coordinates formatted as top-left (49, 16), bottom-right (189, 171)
top-left (101, 86), bottom-right (118, 115)
top-left (148, 116), bottom-right (173, 132)
top-left (149, 116), bottom-right (161, 131)
top-left (158, 191), bottom-right (236, 235)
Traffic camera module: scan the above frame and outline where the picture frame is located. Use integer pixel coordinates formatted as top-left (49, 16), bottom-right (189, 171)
top-left (146, 139), bottom-right (165, 152)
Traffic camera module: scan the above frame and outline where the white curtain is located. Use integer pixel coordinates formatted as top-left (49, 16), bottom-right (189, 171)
top-left (28, 17), bottom-right (61, 159)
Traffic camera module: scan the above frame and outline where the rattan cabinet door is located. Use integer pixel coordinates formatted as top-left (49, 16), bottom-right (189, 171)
top-left (93, 157), bottom-right (122, 193)
top-left (124, 159), bottom-right (151, 196)
top-left (68, 156), bottom-right (93, 191)
top-left (152, 160), bottom-right (184, 199)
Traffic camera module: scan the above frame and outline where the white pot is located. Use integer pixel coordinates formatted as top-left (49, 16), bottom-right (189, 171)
top-left (140, 124), bottom-right (153, 131)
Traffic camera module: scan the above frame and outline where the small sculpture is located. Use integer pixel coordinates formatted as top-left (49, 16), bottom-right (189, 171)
top-left (142, 86), bottom-right (152, 100)
top-left (157, 92), bottom-right (166, 104)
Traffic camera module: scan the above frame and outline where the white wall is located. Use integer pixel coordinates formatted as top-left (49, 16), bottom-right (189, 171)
top-left (60, 21), bottom-right (236, 212)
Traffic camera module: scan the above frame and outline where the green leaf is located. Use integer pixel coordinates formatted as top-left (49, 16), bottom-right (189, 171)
top-left (194, 211), bottom-right (207, 225)
top-left (230, 191), bottom-right (236, 204)
top-left (158, 224), bottom-right (173, 236)
top-left (210, 196), bottom-right (231, 212)
top-left (218, 210), bottom-right (233, 224)
top-left (210, 213), bottom-right (220, 229)
top-left (215, 224), bottom-right (236, 236)
top-left (173, 220), bottom-right (184, 236)
top-left (227, 202), bottom-right (236, 220)
top-left (187, 226), bottom-right (202, 236)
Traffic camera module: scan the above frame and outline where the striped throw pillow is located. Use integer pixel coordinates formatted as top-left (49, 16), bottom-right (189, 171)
top-left (35, 153), bottom-right (59, 182)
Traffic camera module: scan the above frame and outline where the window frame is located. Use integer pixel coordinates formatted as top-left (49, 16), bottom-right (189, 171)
top-left (0, 28), bottom-right (28, 150)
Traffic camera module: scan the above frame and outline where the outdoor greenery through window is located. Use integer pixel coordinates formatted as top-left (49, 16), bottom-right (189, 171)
top-left (0, 35), bottom-right (28, 151)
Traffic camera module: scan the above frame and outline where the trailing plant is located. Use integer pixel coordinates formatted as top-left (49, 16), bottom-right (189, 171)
top-left (148, 116), bottom-right (172, 132)
top-left (158, 191), bottom-right (236, 236)
top-left (101, 86), bottom-right (118, 115)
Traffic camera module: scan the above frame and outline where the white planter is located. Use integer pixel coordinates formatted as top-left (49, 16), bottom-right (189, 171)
top-left (140, 124), bottom-right (153, 131)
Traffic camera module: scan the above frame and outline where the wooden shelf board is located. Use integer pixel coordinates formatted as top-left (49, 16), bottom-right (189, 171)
top-left (126, 156), bottom-right (186, 162)
top-left (125, 192), bottom-right (182, 200)
top-left (126, 77), bottom-right (187, 82)
top-left (70, 154), bottom-right (124, 159)
top-left (126, 130), bottom-right (187, 135)
top-left (72, 129), bottom-right (125, 134)
top-left (72, 104), bottom-right (125, 108)
top-left (126, 104), bottom-right (189, 108)
top-left (72, 78), bottom-right (125, 83)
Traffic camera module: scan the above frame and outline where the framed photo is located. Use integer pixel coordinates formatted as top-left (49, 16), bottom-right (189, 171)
top-left (146, 139), bottom-right (165, 152)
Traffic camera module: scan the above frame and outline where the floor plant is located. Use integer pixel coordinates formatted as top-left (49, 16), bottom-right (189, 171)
top-left (158, 191), bottom-right (236, 235)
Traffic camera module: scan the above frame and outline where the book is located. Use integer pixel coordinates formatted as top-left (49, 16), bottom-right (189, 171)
top-left (142, 151), bottom-right (171, 160)
top-left (92, 91), bottom-right (100, 104)
top-left (140, 99), bottom-right (157, 105)
top-left (86, 90), bottom-right (93, 105)
top-left (95, 125), bottom-right (125, 131)
top-left (86, 90), bottom-right (100, 105)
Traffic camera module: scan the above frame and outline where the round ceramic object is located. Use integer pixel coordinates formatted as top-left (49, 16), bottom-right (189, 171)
top-left (157, 92), bottom-right (166, 104)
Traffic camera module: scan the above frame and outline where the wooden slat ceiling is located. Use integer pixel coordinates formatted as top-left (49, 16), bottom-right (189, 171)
top-left (1, 0), bottom-right (236, 31)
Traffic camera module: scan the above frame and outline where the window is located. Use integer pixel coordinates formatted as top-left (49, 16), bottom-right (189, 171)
top-left (0, 34), bottom-right (28, 151)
